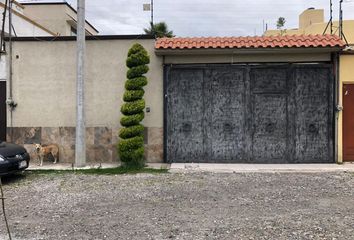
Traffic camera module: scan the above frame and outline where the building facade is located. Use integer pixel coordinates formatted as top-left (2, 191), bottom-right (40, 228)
top-left (265, 8), bottom-right (354, 163)
top-left (1, 34), bottom-right (348, 165)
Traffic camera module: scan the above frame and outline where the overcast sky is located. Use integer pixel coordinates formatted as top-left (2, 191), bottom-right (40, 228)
top-left (20, 0), bottom-right (354, 36)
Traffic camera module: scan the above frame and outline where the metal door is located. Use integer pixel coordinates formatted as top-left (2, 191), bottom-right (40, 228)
top-left (343, 84), bottom-right (354, 161)
top-left (250, 67), bottom-right (289, 163)
top-left (165, 64), bottom-right (334, 163)
top-left (166, 68), bottom-right (204, 162)
top-left (293, 66), bottom-right (333, 163)
top-left (204, 67), bottom-right (247, 162)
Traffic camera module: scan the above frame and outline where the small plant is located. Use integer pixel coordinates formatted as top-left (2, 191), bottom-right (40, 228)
top-left (143, 21), bottom-right (175, 38)
top-left (276, 17), bottom-right (286, 29)
top-left (118, 43), bottom-right (150, 168)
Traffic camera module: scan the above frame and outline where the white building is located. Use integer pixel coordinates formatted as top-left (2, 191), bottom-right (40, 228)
top-left (0, 0), bottom-right (54, 37)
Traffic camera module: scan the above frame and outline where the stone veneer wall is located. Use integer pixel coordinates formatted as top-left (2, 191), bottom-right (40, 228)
top-left (6, 127), bottom-right (163, 164)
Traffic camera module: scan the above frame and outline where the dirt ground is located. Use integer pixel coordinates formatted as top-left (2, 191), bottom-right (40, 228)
top-left (0, 171), bottom-right (354, 240)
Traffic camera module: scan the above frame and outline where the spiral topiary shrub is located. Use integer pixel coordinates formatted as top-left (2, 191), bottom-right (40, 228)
top-left (118, 43), bottom-right (150, 168)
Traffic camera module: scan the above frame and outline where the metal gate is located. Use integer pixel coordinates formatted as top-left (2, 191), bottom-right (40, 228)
top-left (0, 81), bottom-right (6, 141)
top-left (165, 64), bottom-right (334, 163)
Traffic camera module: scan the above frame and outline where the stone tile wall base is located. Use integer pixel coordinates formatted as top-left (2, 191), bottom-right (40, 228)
top-left (7, 127), bottom-right (163, 164)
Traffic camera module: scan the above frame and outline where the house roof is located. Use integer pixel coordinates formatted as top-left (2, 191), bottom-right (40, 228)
top-left (155, 34), bottom-right (346, 50)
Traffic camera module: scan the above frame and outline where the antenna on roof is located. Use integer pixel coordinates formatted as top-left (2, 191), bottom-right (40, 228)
top-left (339, 0), bottom-right (349, 45)
top-left (323, 0), bottom-right (333, 35)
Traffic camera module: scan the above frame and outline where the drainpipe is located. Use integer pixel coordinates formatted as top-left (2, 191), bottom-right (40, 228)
top-left (334, 52), bottom-right (342, 164)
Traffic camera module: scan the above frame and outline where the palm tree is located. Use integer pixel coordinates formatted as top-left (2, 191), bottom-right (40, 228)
top-left (143, 22), bottom-right (174, 38)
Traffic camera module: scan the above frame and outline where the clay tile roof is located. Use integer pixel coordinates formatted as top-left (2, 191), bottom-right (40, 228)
top-left (155, 34), bottom-right (346, 50)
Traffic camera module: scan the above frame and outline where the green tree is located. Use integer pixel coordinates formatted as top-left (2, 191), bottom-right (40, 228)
top-left (118, 43), bottom-right (150, 168)
top-left (276, 17), bottom-right (286, 29)
top-left (144, 21), bottom-right (174, 38)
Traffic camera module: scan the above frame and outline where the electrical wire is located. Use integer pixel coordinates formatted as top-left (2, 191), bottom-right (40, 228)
top-left (0, 0), bottom-right (9, 53)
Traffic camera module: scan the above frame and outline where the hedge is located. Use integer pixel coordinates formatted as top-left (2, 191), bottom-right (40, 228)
top-left (118, 43), bottom-right (150, 168)
top-left (123, 90), bottom-right (145, 102)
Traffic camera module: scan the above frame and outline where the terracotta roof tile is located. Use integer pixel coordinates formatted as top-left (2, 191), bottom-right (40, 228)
top-left (155, 35), bottom-right (345, 50)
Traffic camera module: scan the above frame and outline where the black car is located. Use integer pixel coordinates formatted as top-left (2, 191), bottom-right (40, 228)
top-left (0, 141), bottom-right (30, 176)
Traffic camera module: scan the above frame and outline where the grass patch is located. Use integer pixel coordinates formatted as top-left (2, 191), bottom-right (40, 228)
top-left (27, 166), bottom-right (169, 175)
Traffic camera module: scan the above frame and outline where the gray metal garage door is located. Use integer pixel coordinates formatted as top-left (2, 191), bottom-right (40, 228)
top-left (165, 64), bottom-right (334, 163)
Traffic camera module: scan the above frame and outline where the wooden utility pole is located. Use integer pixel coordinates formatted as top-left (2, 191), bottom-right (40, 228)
top-left (75, 0), bottom-right (86, 167)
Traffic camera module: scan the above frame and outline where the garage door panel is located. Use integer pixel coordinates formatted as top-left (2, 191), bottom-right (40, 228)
top-left (294, 67), bottom-right (333, 163)
top-left (252, 94), bottom-right (288, 162)
top-left (165, 64), bottom-right (334, 163)
top-left (205, 68), bottom-right (246, 162)
top-left (167, 69), bottom-right (204, 162)
top-left (251, 68), bottom-right (287, 93)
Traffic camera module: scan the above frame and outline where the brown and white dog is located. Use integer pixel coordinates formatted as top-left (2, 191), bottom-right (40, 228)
top-left (34, 144), bottom-right (59, 166)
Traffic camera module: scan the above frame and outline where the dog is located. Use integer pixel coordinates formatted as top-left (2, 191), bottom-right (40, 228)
top-left (34, 144), bottom-right (59, 166)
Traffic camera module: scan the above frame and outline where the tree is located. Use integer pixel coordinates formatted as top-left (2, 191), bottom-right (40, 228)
top-left (276, 17), bottom-right (286, 29)
top-left (118, 43), bottom-right (150, 168)
top-left (144, 21), bottom-right (174, 38)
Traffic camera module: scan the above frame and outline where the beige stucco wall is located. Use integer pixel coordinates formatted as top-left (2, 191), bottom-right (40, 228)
top-left (24, 4), bottom-right (68, 36)
top-left (23, 4), bottom-right (97, 36)
top-left (9, 39), bottom-right (163, 129)
top-left (299, 9), bottom-right (324, 29)
top-left (163, 52), bottom-right (331, 64)
top-left (338, 54), bottom-right (354, 163)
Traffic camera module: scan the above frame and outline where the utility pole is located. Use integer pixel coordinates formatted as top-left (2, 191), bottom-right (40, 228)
top-left (323, 0), bottom-right (333, 35)
top-left (330, 0), bottom-right (333, 34)
top-left (75, 0), bottom-right (86, 167)
top-left (339, 0), bottom-right (343, 39)
top-left (151, 0), bottom-right (154, 25)
top-left (8, 0), bottom-right (14, 142)
top-left (8, 0), bottom-right (12, 100)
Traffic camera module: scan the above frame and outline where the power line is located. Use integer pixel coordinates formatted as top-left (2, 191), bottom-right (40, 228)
top-left (0, 0), bottom-right (9, 53)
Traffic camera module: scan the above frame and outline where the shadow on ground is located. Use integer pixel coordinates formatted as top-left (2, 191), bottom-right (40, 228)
top-left (1, 173), bottom-right (27, 185)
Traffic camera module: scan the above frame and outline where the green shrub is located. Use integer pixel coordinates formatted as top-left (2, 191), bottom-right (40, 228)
top-left (118, 43), bottom-right (150, 168)
top-left (127, 65), bottom-right (149, 79)
top-left (126, 52), bottom-right (150, 68)
top-left (128, 44), bottom-right (146, 55)
top-left (123, 90), bottom-right (145, 102)
top-left (120, 99), bottom-right (145, 115)
top-left (125, 77), bottom-right (148, 90)
top-left (119, 124), bottom-right (145, 139)
top-left (118, 136), bottom-right (144, 152)
top-left (118, 147), bottom-right (145, 168)
top-left (120, 112), bottom-right (145, 127)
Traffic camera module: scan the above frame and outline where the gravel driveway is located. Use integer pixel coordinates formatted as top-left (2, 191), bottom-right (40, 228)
top-left (0, 171), bottom-right (354, 240)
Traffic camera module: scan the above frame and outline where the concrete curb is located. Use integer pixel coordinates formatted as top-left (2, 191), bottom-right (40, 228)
top-left (27, 163), bottom-right (170, 171)
top-left (170, 163), bottom-right (354, 173)
top-left (26, 162), bottom-right (354, 173)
